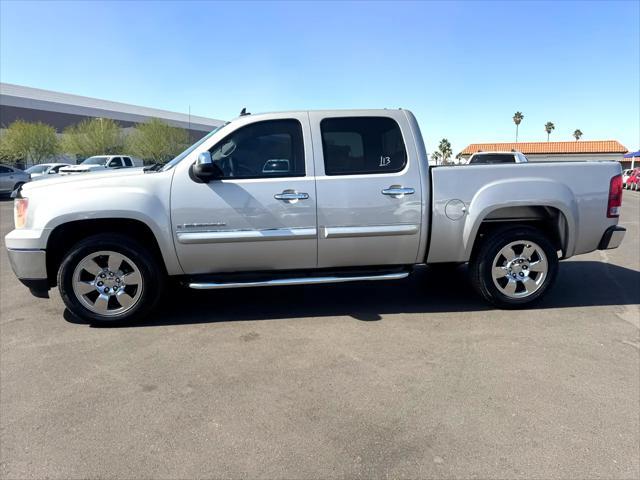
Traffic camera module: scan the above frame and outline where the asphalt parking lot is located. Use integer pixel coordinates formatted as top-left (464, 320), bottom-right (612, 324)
top-left (1, 192), bottom-right (639, 480)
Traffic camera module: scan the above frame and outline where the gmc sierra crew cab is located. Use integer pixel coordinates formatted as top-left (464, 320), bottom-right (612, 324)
top-left (5, 109), bottom-right (626, 324)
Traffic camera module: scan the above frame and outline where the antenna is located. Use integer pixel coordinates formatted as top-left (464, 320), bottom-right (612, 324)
top-left (240, 107), bottom-right (250, 116)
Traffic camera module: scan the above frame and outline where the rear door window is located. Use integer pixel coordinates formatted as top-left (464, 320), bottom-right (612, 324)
top-left (320, 117), bottom-right (407, 175)
top-left (123, 157), bottom-right (133, 167)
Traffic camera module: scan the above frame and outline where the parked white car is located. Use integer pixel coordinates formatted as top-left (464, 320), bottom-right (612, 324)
top-left (25, 163), bottom-right (72, 178)
top-left (468, 151), bottom-right (529, 164)
top-left (59, 155), bottom-right (142, 174)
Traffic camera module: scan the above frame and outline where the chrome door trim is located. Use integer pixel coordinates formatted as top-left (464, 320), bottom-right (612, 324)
top-left (188, 271), bottom-right (409, 289)
top-left (177, 222), bottom-right (227, 229)
top-left (322, 224), bottom-right (419, 239)
top-left (177, 227), bottom-right (317, 244)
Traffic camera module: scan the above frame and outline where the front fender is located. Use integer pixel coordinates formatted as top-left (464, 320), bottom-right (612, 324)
top-left (26, 181), bottom-right (182, 275)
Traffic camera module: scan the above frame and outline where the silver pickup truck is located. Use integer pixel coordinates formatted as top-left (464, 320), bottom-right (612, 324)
top-left (5, 109), bottom-right (626, 324)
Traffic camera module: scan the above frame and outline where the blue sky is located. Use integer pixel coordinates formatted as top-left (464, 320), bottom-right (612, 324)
top-left (1, 0), bottom-right (638, 155)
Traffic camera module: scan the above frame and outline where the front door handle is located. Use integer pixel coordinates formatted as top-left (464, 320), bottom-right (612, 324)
top-left (274, 190), bottom-right (309, 202)
top-left (382, 186), bottom-right (415, 197)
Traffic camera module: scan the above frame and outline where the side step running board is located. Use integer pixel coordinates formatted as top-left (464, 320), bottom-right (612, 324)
top-left (188, 271), bottom-right (410, 290)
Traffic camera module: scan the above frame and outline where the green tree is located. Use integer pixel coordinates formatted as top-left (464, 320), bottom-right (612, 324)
top-left (0, 120), bottom-right (59, 165)
top-left (573, 129), bottom-right (583, 141)
top-left (513, 111), bottom-right (524, 142)
top-left (126, 118), bottom-right (190, 164)
top-left (61, 117), bottom-right (124, 159)
top-left (431, 138), bottom-right (453, 165)
top-left (544, 121), bottom-right (555, 142)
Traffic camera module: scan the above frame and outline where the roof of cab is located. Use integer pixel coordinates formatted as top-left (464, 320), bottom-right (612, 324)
top-left (229, 108), bottom-right (409, 121)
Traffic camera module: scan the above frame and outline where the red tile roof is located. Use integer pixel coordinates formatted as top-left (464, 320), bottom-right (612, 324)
top-left (460, 140), bottom-right (628, 155)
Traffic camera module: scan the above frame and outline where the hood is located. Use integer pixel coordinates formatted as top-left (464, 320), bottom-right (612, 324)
top-left (21, 167), bottom-right (146, 194)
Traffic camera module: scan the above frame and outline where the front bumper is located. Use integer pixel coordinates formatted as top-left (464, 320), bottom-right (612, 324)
top-left (598, 225), bottom-right (626, 250)
top-left (7, 248), bottom-right (47, 279)
top-left (6, 248), bottom-right (50, 297)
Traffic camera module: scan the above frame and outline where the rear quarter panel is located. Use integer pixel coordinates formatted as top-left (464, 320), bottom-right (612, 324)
top-left (428, 161), bottom-right (622, 263)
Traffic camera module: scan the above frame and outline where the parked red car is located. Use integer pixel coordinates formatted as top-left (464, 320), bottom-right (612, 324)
top-left (625, 168), bottom-right (640, 191)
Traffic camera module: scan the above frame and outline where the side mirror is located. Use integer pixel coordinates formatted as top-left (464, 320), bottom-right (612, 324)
top-left (193, 151), bottom-right (217, 181)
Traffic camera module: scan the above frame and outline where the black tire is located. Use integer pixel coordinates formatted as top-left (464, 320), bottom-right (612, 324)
top-left (58, 234), bottom-right (165, 325)
top-left (469, 226), bottom-right (559, 308)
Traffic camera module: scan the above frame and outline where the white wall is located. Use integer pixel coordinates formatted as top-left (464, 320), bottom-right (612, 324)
top-left (459, 153), bottom-right (624, 164)
top-left (525, 153), bottom-right (624, 162)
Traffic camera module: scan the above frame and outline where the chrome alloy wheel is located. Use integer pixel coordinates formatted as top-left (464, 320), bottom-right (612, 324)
top-left (491, 240), bottom-right (548, 298)
top-left (72, 250), bottom-right (143, 316)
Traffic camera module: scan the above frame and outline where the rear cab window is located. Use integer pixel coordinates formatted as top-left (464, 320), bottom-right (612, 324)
top-left (320, 117), bottom-right (407, 175)
top-left (108, 157), bottom-right (124, 167)
top-left (469, 154), bottom-right (516, 164)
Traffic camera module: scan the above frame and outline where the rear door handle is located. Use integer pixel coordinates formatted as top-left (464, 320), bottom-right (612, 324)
top-left (274, 190), bottom-right (309, 201)
top-left (382, 186), bottom-right (415, 197)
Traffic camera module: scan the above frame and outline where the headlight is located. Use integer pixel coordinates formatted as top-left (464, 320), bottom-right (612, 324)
top-left (14, 197), bottom-right (29, 229)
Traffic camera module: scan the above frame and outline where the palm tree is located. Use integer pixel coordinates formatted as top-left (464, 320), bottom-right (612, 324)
top-left (573, 129), bottom-right (583, 141)
top-left (430, 138), bottom-right (453, 165)
top-left (544, 122), bottom-right (555, 142)
top-left (438, 138), bottom-right (453, 165)
top-left (513, 111), bottom-right (524, 142)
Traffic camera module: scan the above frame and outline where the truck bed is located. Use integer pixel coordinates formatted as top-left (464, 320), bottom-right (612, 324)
top-left (428, 161), bottom-right (622, 263)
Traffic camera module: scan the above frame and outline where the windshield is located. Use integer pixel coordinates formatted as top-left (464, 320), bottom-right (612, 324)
top-left (26, 165), bottom-right (49, 174)
top-left (82, 156), bottom-right (109, 165)
top-left (161, 123), bottom-right (230, 171)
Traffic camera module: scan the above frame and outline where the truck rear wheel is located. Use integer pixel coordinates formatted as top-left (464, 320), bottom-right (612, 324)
top-left (58, 234), bottom-right (165, 324)
top-left (469, 226), bottom-right (558, 308)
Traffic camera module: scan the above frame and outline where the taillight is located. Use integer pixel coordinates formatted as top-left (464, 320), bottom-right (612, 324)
top-left (607, 174), bottom-right (622, 218)
top-left (14, 198), bottom-right (28, 229)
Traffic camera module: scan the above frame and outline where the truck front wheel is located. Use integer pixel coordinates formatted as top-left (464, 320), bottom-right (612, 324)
top-left (469, 226), bottom-right (558, 308)
top-left (57, 234), bottom-right (165, 324)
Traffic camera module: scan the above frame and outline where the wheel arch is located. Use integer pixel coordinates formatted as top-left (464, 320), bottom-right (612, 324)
top-left (45, 218), bottom-right (172, 287)
top-left (462, 179), bottom-right (578, 261)
top-left (468, 205), bottom-right (570, 262)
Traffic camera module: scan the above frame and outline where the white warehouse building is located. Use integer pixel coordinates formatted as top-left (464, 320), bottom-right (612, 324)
top-left (0, 82), bottom-right (225, 140)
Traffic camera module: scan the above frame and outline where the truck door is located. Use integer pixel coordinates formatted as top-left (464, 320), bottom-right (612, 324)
top-left (309, 112), bottom-right (423, 268)
top-left (170, 114), bottom-right (318, 274)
